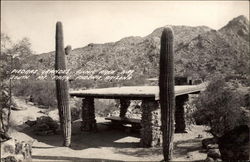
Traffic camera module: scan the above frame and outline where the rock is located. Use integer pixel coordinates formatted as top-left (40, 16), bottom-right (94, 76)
top-left (0, 132), bottom-right (12, 142)
top-left (202, 138), bottom-right (218, 149)
top-left (218, 125), bottom-right (249, 160)
top-left (15, 140), bottom-right (33, 160)
top-left (197, 134), bottom-right (203, 138)
top-left (1, 156), bottom-right (18, 162)
top-left (25, 120), bottom-right (37, 127)
top-left (27, 102), bottom-right (34, 105)
top-left (48, 109), bottom-right (59, 121)
top-left (38, 110), bottom-right (46, 114)
top-left (1, 139), bottom-right (16, 157)
top-left (207, 149), bottom-right (221, 159)
top-left (11, 106), bottom-right (23, 111)
top-left (205, 157), bottom-right (215, 162)
top-left (207, 144), bottom-right (219, 149)
top-left (28, 116), bottom-right (59, 136)
top-left (1, 139), bottom-right (32, 162)
top-left (34, 123), bottom-right (50, 131)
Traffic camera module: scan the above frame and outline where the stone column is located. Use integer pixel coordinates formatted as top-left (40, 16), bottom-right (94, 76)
top-left (175, 94), bottom-right (189, 133)
top-left (81, 97), bottom-right (97, 131)
top-left (119, 99), bottom-right (131, 118)
top-left (140, 99), bottom-right (161, 147)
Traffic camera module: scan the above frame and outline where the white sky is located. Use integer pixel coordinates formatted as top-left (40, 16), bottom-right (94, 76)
top-left (1, 1), bottom-right (249, 54)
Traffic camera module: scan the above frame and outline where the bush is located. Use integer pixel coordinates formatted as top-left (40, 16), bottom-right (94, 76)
top-left (14, 80), bottom-right (57, 107)
top-left (95, 99), bottom-right (118, 117)
top-left (70, 98), bottom-right (82, 121)
top-left (192, 77), bottom-right (248, 137)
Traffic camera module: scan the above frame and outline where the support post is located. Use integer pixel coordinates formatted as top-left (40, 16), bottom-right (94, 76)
top-left (81, 97), bottom-right (97, 131)
top-left (175, 94), bottom-right (189, 133)
top-left (140, 99), bottom-right (161, 147)
top-left (119, 99), bottom-right (130, 118)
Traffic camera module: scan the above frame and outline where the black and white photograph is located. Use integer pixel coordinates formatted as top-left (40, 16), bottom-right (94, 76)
top-left (1, 1), bottom-right (249, 161)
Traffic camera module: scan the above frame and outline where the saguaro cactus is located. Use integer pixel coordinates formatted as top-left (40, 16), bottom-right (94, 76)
top-left (159, 27), bottom-right (175, 161)
top-left (55, 21), bottom-right (71, 147)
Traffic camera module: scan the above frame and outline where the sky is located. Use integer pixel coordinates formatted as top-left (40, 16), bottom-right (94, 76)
top-left (1, 1), bottom-right (249, 54)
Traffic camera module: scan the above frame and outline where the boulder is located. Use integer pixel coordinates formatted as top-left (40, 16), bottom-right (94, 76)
top-left (26, 116), bottom-right (59, 136)
top-left (48, 109), bottom-right (60, 121)
top-left (207, 148), bottom-right (221, 159)
top-left (202, 137), bottom-right (218, 149)
top-left (218, 125), bottom-right (249, 160)
top-left (1, 139), bottom-right (16, 157)
top-left (0, 132), bottom-right (12, 142)
top-left (1, 139), bottom-right (32, 162)
top-left (207, 144), bottom-right (219, 149)
top-left (1, 156), bottom-right (18, 162)
top-left (25, 120), bottom-right (37, 127)
top-left (205, 157), bottom-right (214, 162)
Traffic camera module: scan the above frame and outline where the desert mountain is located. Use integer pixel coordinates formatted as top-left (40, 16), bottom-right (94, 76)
top-left (25, 15), bottom-right (249, 85)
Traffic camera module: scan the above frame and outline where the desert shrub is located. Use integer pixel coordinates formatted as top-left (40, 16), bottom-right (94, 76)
top-left (95, 99), bottom-right (118, 117)
top-left (69, 80), bottom-right (94, 90)
top-left (71, 107), bottom-right (81, 121)
top-left (13, 80), bottom-right (57, 107)
top-left (70, 98), bottom-right (119, 119)
top-left (244, 93), bottom-right (250, 109)
top-left (192, 77), bottom-right (248, 137)
top-left (184, 97), bottom-right (197, 127)
top-left (70, 98), bottom-right (82, 121)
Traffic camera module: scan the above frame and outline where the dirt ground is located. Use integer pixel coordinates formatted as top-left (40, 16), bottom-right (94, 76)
top-left (8, 97), bottom-right (212, 162)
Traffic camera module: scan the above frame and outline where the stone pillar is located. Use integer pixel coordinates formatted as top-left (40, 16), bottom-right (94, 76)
top-left (140, 99), bottom-right (161, 147)
top-left (81, 97), bottom-right (97, 131)
top-left (175, 94), bottom-right (189, 133)
top-left (119, 99), bottom-right (130, 118)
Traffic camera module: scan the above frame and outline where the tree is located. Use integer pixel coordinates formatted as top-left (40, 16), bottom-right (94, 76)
top-left (0, 33), bottom-right (33, 140)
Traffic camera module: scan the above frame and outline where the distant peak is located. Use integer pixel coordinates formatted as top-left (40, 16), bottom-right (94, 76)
top-left (234, 15), bottom-right (249, 21)
top-left (219, 15), bottom-right (249, 41)
top-left (220, 15), bottom-right (249, 31)
top-left (227, 15), bottom-right (249, 26)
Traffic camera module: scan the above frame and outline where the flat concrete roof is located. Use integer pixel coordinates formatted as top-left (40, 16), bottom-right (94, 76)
top-left (70, 83), bottom-right (206, 100)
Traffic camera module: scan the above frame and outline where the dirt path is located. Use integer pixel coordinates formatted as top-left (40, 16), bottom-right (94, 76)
top-left (9, 97), bottom-right (211, 161)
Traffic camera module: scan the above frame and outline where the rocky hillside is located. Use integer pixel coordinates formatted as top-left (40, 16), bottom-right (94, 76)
top-left (176, 15), bottom-right (250, 80)
top-left (25, 15), bottom-right (249, 86)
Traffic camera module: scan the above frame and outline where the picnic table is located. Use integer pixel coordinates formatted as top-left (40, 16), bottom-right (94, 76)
top-left (70, 84), bottom-right (206, 147)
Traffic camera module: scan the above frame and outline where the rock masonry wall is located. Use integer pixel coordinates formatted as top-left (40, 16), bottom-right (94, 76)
top-left (140, 99), bottom-right (162, 147)
top-left (81, 97), bottom-right (97, 131)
